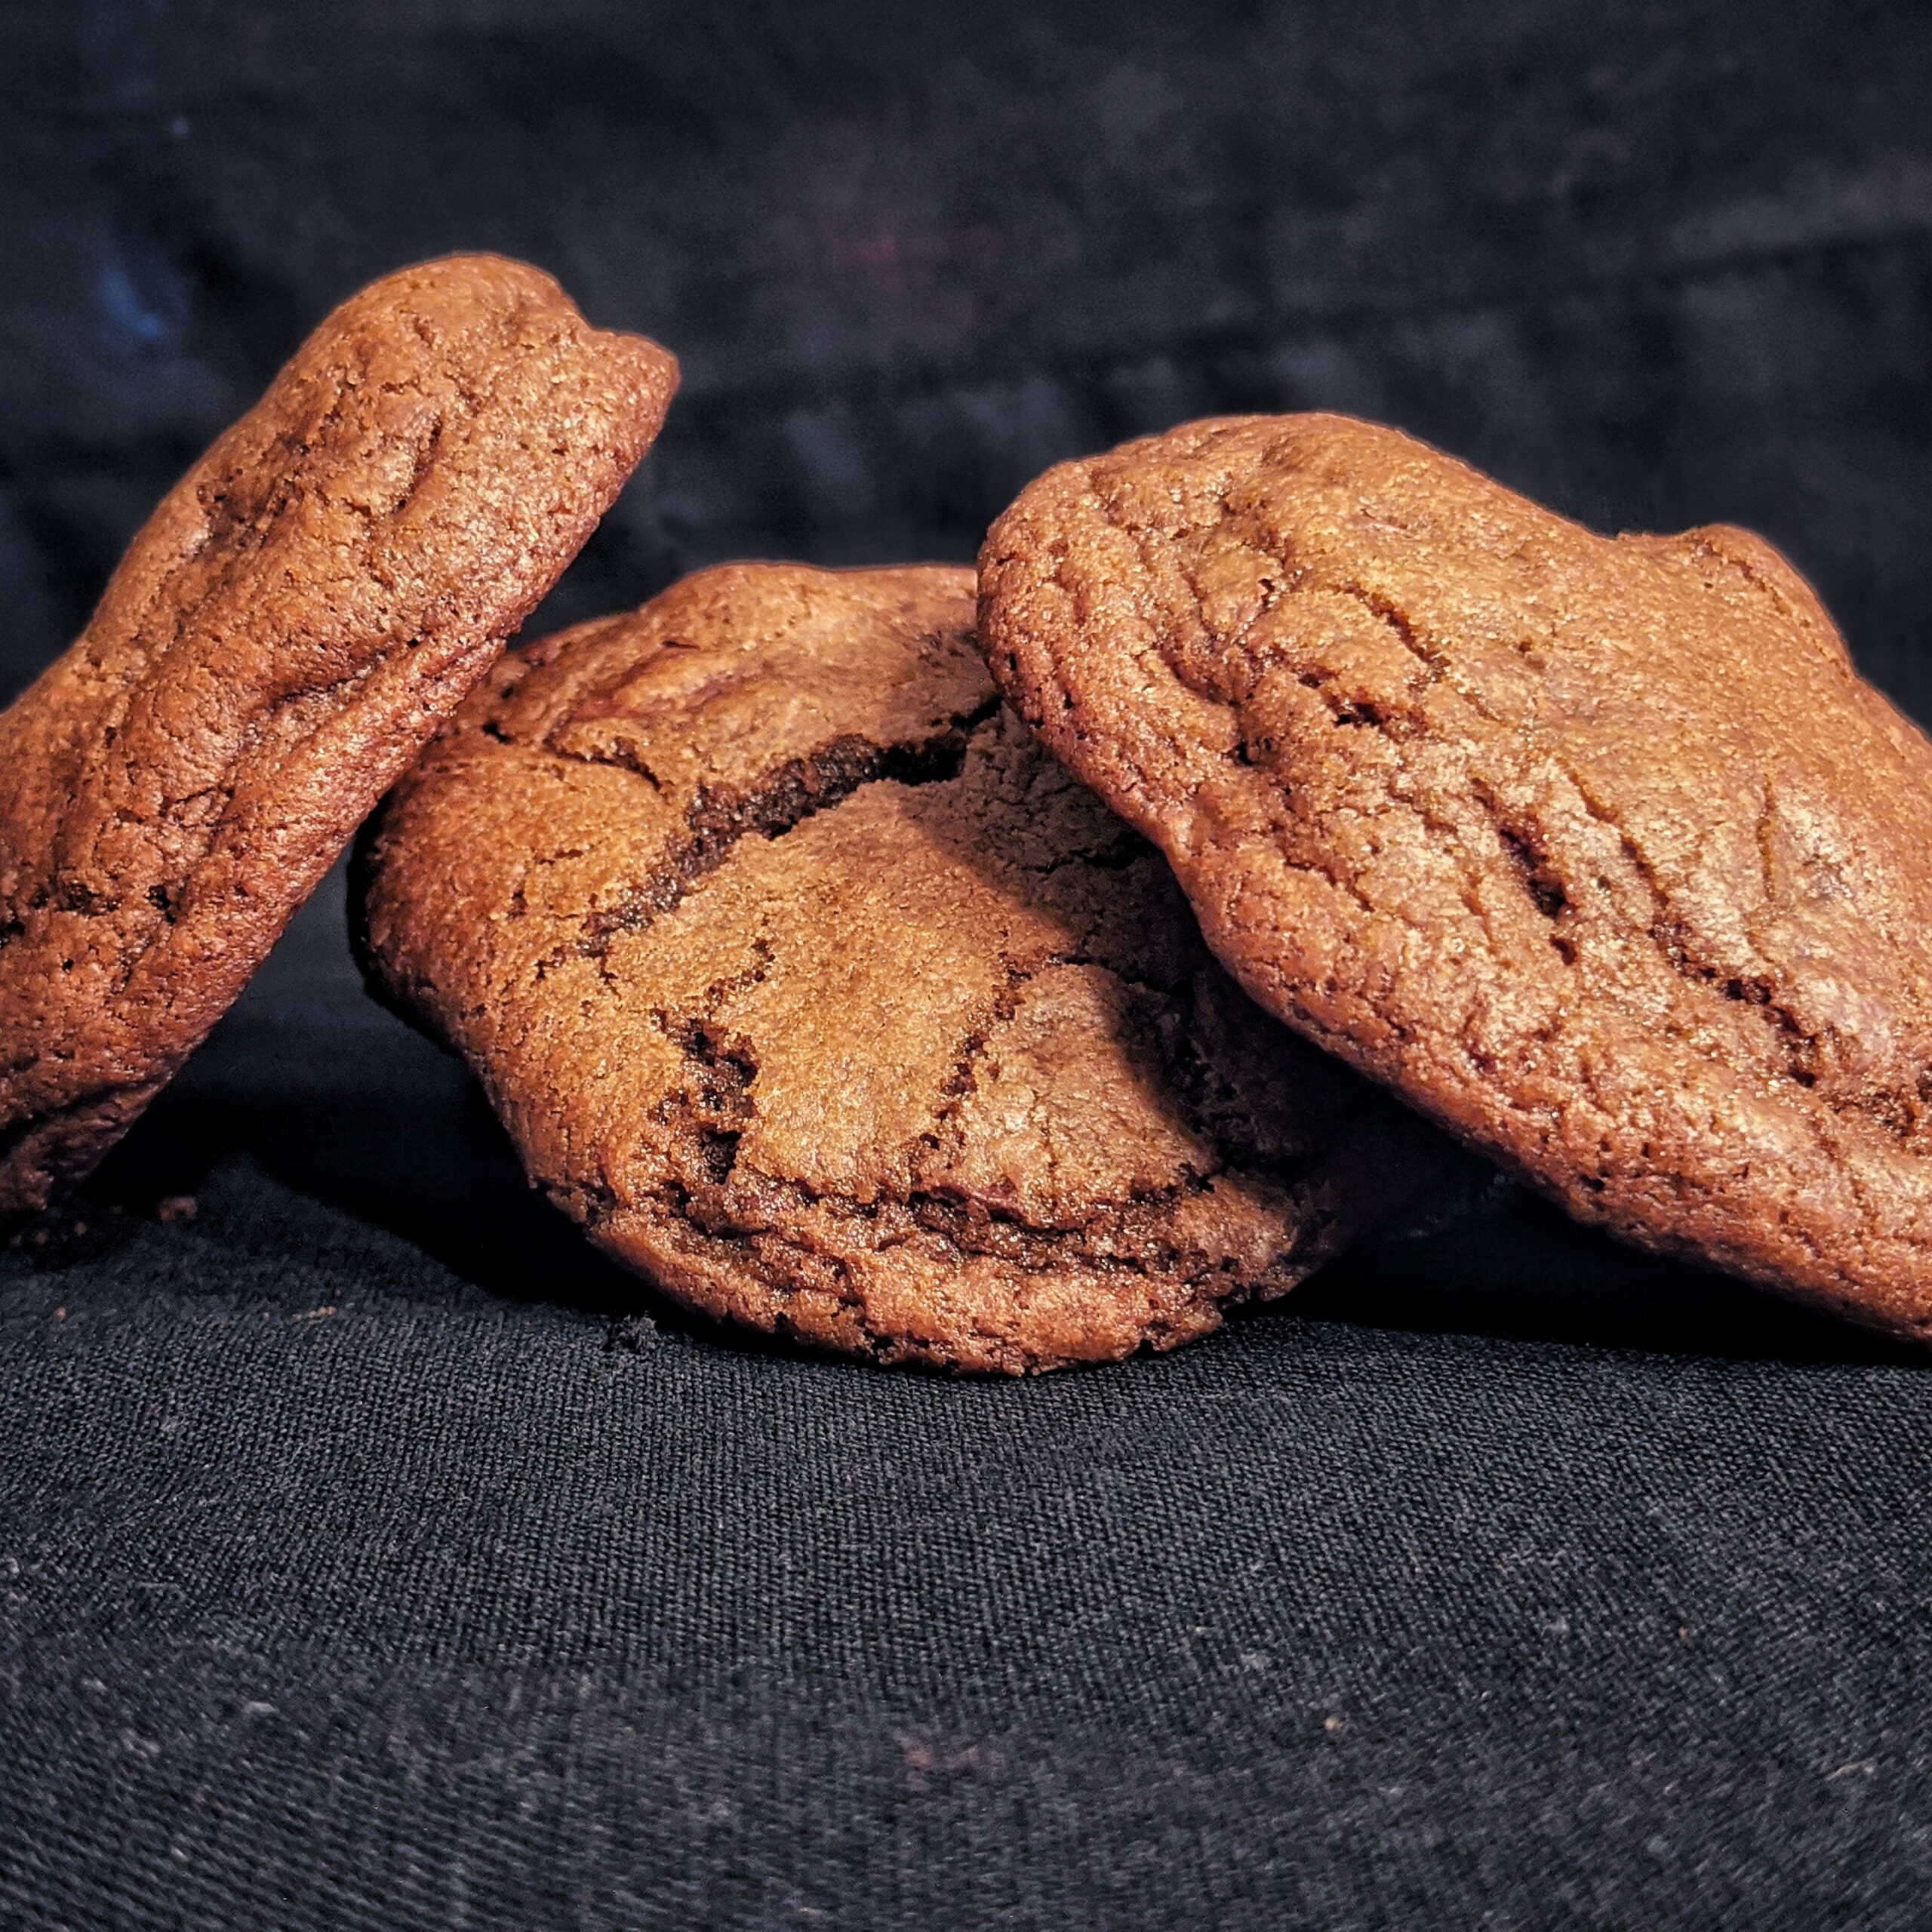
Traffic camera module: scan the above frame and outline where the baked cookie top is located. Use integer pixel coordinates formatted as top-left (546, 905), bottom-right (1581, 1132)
top-left (978, 411), bottom-right (1932, 1343)
top-left (358, 561), bottom-right (1473, 1372)
top-left (0, 254), bottom-right (675, 1213)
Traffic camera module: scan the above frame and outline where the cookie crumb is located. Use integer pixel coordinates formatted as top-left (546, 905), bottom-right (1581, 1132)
top-left (607, 1312), bottom-right (659, 1355)
top-left (156, 1195), bottom-right (198, 1226)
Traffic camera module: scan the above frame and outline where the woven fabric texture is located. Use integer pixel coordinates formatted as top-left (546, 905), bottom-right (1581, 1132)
top-left (5, 1153), bottom-right (1930, 1930)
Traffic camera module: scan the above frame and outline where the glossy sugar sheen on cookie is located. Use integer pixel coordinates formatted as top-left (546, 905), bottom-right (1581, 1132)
top-left (979, 411), bottom-right (1932, 1343)
top-left (0, 254), bottom-right (677, 1214)
top-left (357, 562), bottom-right (1477, 1373)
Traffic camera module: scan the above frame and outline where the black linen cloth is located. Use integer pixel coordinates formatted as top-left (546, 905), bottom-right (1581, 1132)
top-left (5, 4), bottom-right (1932, 1924)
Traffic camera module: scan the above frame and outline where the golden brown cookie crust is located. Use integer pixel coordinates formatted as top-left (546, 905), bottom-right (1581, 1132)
top-left (0, 254), bottom-right (677, 1214)
top-left (978, 411), bottom-right (1932, 1343)
top-left (358, 561), bottom-right (1474, 1373)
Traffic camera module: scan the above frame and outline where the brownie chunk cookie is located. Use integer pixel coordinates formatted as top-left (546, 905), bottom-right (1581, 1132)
top-left (979, 411), bottom-right (1932, 1342)
top-left (357, 563), bottom-right (1474, 1372)
top-left (0, 254), bottom-right (676, 1214)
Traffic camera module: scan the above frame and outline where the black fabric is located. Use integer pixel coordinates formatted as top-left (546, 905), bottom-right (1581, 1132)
top-left (8, 1154), bottom-right (1932, 1930)
top-left (5, 5), bottom-right (1932, 1925)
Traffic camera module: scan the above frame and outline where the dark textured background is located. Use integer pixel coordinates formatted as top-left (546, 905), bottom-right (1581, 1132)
top-left (4, 3), bottom-right (1932, 1926)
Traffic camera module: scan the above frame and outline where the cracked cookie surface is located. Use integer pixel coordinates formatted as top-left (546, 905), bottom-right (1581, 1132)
top-left (978, 411), bottom-right (1932, 1343)
top-left (0, 254), bottom-right (676, 1214)
top-left (357, 561), bottom-right (1475, 1372)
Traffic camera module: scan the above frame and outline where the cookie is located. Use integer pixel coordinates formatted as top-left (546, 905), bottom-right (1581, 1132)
top-left (356, 562), bottom-right (1476, 1373)
top-left (978, 411), bottom-right (1932, 1342)
top-left (0, 254), bottom-right (677, 1214)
